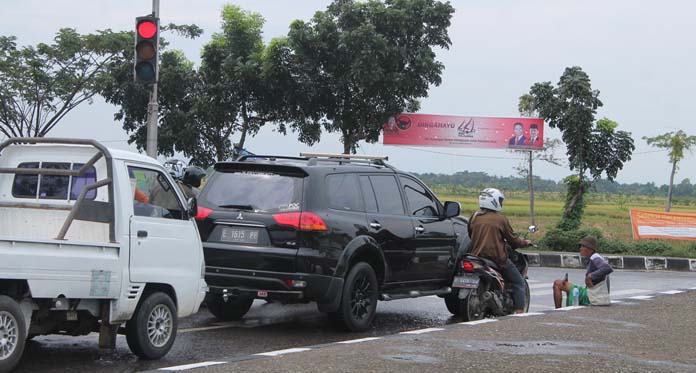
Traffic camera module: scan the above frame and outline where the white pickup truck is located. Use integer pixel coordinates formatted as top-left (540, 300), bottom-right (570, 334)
top-left (0, 138), bottom-right (207, 371)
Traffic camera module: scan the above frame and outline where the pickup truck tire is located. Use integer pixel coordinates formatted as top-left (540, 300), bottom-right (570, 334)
top-left (206, 295), bottom-right (253, 321)
top-left (126, 292), bottom-right (177, 360)
top-left (336, 262), bottom-right (378, 332)
top-left (0, 295), bottom-right (26, 372)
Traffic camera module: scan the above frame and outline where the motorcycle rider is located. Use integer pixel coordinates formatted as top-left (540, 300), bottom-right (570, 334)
top-left (468, 188), bottom-right (532, 314)
top-left (178, 166), bottom-right (206, 200)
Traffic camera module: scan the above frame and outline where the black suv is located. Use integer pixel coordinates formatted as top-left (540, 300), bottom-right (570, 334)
top-left (195, 154), bottom-right (470, 331)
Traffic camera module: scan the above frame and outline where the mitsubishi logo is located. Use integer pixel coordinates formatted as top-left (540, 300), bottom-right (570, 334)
top-left (236, 212), bottom-right (244, 220)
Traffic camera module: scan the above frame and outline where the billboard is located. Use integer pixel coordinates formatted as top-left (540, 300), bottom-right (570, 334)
top-left (630, 210), bottom-right (696, 240)
top-left (383, 114), bottom-right (544, 150)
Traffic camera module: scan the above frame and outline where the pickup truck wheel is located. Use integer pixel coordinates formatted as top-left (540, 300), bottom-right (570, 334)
top-left (126, 292), bottom-right (177, 360)
top-left (206, 294), bottom-right (253, 321)
top-left (0, 295), bottom-right (26, 372)
top-left (337, 262), bottom-right (378, 332)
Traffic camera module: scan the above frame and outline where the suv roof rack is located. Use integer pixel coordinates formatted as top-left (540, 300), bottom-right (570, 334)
top-left (299, 153), bottom-right (388, 161)
top-left (300, 152), bottom-right (394, 169)
top-left (236, 155), bottom-right (308, 162)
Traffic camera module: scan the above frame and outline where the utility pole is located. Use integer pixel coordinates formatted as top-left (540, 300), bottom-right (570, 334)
top-left (145, 0), bottom-right (160, 158)
top-left (528, 150), bottom-right (536, 226)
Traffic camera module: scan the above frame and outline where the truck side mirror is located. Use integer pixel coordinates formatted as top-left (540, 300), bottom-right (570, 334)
top-left (187, 197), bottom-right (198, 219)
top-left (443, 201), bottom-right (461, 219)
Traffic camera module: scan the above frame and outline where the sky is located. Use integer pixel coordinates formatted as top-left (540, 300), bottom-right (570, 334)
top-left (3, 0), bottom-right (696, 185)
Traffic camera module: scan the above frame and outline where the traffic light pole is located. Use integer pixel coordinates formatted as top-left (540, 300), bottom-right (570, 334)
top-left (145, 0), bottom-right (160, 159)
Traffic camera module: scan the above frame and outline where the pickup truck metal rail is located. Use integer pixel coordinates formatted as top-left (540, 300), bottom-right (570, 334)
top-left (0, 137), bottom-right (117, 242)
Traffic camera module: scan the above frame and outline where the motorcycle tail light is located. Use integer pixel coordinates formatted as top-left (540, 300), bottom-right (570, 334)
top-left (462, 261), bottom-right (475, 273)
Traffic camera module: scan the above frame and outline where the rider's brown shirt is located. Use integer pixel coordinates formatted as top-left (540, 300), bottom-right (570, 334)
top-left (468, 209), bottom-right (526, 267)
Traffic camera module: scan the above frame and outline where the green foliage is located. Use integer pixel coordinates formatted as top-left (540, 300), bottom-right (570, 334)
top-left (524, 67), bottom-right (635, 226)
top-left (540, 228), bottom-right (678, 257)
top-left (643, 130), bottom-right (696, 212)
top-left (0, 29), bottom-right (131, 137)
top-left (539, 227), bottom-right (603, 252)
top-left (277, 0), bottom-right (455, 153)
top-left (100, 5), bottom-right (282, 166)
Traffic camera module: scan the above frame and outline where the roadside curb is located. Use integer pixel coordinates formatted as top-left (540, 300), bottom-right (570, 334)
top-left (522, 251), bottom-right (696, 272)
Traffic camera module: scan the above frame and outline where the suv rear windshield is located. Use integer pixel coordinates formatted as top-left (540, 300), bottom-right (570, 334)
top-left (200, 170), bottom-right (304, 213)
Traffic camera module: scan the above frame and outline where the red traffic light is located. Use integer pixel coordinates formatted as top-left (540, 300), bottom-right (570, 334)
top-left (137, 20), bottom-right (157, 39)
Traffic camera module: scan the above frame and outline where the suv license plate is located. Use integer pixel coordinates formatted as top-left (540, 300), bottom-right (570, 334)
top-left (452, 275), bottom-right (480, 289)
top-left (221, 227), bottom-right (260, 244)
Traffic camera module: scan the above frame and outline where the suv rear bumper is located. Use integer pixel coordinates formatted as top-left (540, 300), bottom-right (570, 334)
top-left (205, 266), bottom-right (343, 307)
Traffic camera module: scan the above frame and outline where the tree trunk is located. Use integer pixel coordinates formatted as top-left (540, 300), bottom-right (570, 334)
top-left (666, 160), bottom-right (676, 212)
top-left (238, 122), bottom-right (248, 150)
top-left (528, 151), bottom-right (535, 226)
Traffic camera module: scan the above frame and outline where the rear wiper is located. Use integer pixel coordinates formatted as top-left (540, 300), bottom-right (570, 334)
top-left (218, 204), bottom-right (255, 211)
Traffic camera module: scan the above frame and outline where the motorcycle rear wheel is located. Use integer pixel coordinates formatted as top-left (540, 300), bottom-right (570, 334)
top-left (459, 289), bottom-right (484, 322)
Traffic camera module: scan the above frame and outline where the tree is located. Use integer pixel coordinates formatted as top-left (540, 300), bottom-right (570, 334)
top-left (0, 29), bottom-right (131, 138)
top-left (525, 67), bottom-right (635, 230)
top-left (278, 0), bottom-right (455, 153)
top-left (643, 130), bottom-right (696, 212)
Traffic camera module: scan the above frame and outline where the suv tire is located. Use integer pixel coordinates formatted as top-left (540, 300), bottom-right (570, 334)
top-left (444, 291), bottom-right (461, 316)
top-left (126, 292), bottom-right (177, 360)
top-left (0, 295), bottom-right (26, 372)
top-left (336, 262), bottom-right (378, 332)
top-left (206, 294), bottom-right (253, 321)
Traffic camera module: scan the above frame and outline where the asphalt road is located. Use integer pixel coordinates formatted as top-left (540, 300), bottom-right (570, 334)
top-left (13, 268), bottom-right (696, 372)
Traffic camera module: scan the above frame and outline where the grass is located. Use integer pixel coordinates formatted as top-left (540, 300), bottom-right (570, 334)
top-left (435, 189), bottom-right (696, 258)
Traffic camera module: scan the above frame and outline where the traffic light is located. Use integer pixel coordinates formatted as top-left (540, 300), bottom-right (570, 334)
top-left (134, 15), bottom-right (159, 83)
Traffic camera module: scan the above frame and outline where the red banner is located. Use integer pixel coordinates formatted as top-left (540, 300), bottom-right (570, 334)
top-left (383, 114), bottom-right (545, 150)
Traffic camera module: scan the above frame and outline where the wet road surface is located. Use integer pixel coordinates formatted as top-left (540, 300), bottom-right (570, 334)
top-left (13, 267), bottom-right (696, 372)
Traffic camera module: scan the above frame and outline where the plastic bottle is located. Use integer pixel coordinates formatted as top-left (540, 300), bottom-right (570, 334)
top-left (572, 287), bottom-right (580, 306)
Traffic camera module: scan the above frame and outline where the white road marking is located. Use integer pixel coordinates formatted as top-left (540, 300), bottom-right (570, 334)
top-left (628, 295), bottom-right (654, 300)
top-left (158, 361), bottom-right (226, 371)
top-left (660, 290), bottom-right (684, 295)
top-left (509, 312), bottom-right (545, 317)
top-left (611, 300), bottom-right (623, 304)
top-left (337, 337), bottom-right (382, 344)
top-left (400, 327), bottom-right (445, 335)
top-left (527, 279), bottom-right (540, 283)
top-left (529, 304), bottom-right (555, 310)
top-left (552, 306), bottom-right (586, 311)
top-left (255, 348), bottom-right (312, 357)
top-left (528, 283), bottom-right (551, 290)
top-left (459, 319), bottom-right (498, 325)
top-left (690, 287), bottom-right (696, 290)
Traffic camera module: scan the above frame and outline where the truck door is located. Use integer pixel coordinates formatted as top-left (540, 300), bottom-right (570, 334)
top-left (127, 165), bottom-right (200, 306)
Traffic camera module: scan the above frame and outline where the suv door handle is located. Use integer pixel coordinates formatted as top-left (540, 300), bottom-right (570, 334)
top-left (414, 226), bottom-right (425, 234)
top-left (137, 230), bottom-right (148, 238)
top-left (369, 222), bottom-right (382, 230)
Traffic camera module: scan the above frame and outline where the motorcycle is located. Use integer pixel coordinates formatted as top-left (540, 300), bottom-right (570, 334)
top-left (445, 225), bottom-right (537, 321)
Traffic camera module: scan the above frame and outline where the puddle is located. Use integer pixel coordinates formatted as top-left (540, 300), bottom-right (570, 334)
top-left (454, 340), bottom-right (600, 356)
top-left (382, 354), bottom-right (440, 364)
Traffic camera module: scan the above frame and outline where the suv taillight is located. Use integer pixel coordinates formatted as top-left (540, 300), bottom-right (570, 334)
top-left (273, 212), bottom-right (328, 231)
top-left (195, 207), bottom-right (214, 220)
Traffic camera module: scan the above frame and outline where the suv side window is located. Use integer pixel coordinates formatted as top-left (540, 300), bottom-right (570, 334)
top-left (400, 176), bottom-right (440, 217)
top-left (128, 166), bottom-right (185, 220)
top-left (326, 174), bottom-right (363, 212)
top-left (359, 176), bottom-right (378, 213)
top-left (368, 175), bottom-right (405, 215)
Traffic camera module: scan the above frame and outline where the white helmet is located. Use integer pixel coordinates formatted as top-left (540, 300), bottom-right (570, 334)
top-left (479, 188), bottom-right (505, 212)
